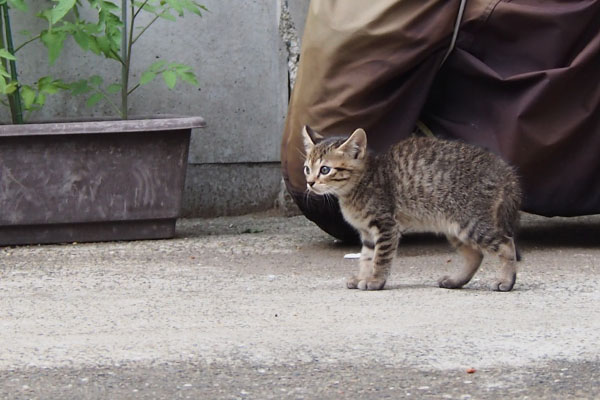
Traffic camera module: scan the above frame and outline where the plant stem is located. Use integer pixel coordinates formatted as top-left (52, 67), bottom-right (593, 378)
top-left (133, 0), bottom-right (151, 19)
top-left (0, 8), bottom-right (5, 65)
top-left (1, 3), bottom-right (23, 124)
top-left (127, 83), bottom-right (140, 95)
top-left (131, 13), bottom-right (160, 45)
top-left (109, 49), bottom-right (125, 65)
top-left (124, 0), bottom-right (138, 119)
top-left (93, 87), bottom-right (122, 117)
top-left (14, 34), bottom-right (42, 53)
top-left (127, 1), bottom-right (136, 92)
top-left (121, 0), bottom-right (128, 119)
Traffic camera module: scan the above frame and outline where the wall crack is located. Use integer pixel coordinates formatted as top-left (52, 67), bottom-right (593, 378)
top-left (279, 0), bottom-right (301, 95)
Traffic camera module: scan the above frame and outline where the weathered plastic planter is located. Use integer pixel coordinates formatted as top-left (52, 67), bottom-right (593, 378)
top-left (0, 116), bottom-right (205, 245)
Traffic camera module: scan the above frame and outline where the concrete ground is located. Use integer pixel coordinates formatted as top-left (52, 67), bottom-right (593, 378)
top-left (1, 212), bottom-right (599, 399)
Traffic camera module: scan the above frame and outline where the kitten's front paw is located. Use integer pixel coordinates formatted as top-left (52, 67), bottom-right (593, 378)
top-left (492, 274), bottom-right (516, 292)
top-left (356, 278), bottom-right (386, 291)
top-left (346, 276), bottom-right (360, 289)
top-left (438, 275), bottom-right (465, 289)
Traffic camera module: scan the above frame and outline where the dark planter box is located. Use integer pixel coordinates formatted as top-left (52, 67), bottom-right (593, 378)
top-left (0, 116), bottom-right (205, 245)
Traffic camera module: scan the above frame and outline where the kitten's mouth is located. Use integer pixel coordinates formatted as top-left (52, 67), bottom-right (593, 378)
top-left (307, 185), bottom-right (323, 195)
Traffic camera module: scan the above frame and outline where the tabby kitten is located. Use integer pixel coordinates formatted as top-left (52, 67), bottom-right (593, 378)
top-left (302, 126), bottom-right (521, 291)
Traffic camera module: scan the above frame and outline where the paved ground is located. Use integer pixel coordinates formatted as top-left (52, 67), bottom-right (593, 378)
top-left (0, 212), bottom-right (599, 399)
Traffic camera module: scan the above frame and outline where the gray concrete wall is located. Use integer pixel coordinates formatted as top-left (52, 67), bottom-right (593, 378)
top-left (289, 0), bottom-right (310, 44)
top-left (1, 0), bottom-right (311, 217)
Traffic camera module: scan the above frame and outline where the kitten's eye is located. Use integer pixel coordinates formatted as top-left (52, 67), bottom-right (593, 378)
top-left (320, 166), bottom-right (332, 175)
top-left (304, 166), bottom-right (310, 175)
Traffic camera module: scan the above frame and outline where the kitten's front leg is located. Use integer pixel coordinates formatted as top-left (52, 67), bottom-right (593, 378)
top-left (346, 234), bottom-right (375, 289)
top-left (347, 227), bottom-right (399, 291)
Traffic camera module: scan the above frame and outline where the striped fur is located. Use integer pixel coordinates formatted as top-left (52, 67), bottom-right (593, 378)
top-left (302, 126), bottom-right (522, 291)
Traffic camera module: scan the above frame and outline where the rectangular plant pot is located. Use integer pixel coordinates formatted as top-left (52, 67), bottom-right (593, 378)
top-left (0, 116), bottom-right (205, 246)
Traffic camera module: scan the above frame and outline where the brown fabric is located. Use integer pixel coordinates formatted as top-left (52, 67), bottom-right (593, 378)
top-left (282, 0), bottom-right (600, 240)
top-left (424, 0), bottom-right (600, 216)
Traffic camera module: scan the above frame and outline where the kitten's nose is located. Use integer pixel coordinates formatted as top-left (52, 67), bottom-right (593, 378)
top-left (307, 181), bottom-right (315, 187)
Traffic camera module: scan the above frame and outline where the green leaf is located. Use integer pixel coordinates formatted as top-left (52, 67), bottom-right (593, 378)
top-left (40, 30), bottom-right (68, 65)
top-left (0, 78), bottom-right (17, 95)
top-left (69, 79), bottom-right (92, 95)
top-left (89, 75), bottom-right (103, 87)
top-left (182, 0), bottom-right (204, 16)
top-left (36, 92), bottom-right (46, 106)
top-left (4, 81), bottom-right (18, 95)
top-left (86, 92), bottom-right (104, 108)
top-left (99, 1), bottom-right (120, 13)
top-left (0, 49), bottom-right (16, 61)
top-left (47, 0), bottom-right (77, 25)
top-left (95, 35), bottom-right (121, 61)
top-left (149, 60), bottom-right (167, 72)
top-left (21, 86), bottom-right (36, 109)
top-left (7, 0), bottom-right (27, 12)
top-left (95, 36), bottom-right (112, 57)
top-left (0, 65), bottom-right (10, 78)
top-left (38, 76), bottom-right (53, 86)
top-left (107, 83), bottom-right (121, 94)
top-left (166, 0), bottom-right (184, 16)
top-left (104, 12), bottom-right (124, 35)
top-left (179, 71), bottom-right (199, 86)
top-left (73, 30), bottom-right (90, 50)
top-left (86, 36), bottom-right (102, 55)
top-left (158, 10), bottom-right (177, 21)
top-left (139, 71), bottom-right (156, 86)
top-left (81, 22), bottom-right (102, 35)
top-left (50, 22), bottom-right (76, 33)
top-left (170, 62), bottom-right (192, 72)
top-left (38, 77), bottom-right (68, 94)
top-left (162, 70), bottom-right (177, 89)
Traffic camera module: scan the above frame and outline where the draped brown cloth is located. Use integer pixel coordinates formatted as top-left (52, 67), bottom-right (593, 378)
top-left (281, 0), bottom-right (600, 241)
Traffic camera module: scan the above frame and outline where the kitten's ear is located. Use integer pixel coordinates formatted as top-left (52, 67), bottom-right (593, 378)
top-left (302, 125), bottom-right (324, 150)
top-left (338, 128), bottom-right (367, 159)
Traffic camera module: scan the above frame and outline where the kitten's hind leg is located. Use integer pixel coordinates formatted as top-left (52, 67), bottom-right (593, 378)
top-left (438, 236), bottom-right (483, 289)
top-left (491, 237), bottom-right (518, 292)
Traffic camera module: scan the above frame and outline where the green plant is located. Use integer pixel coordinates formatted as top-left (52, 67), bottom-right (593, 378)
top-left (1, 0), bottom-right (77, 123)
top-left (70, 0), bottom-right (205, 119)
top-left (1, 0), bottom-right (205, 122)
top-left (1, 0), bottom-right (28, 123)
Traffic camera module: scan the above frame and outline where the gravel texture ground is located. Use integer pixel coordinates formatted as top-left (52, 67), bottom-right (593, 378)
top-left (1, 212), bottom-right (599, 399)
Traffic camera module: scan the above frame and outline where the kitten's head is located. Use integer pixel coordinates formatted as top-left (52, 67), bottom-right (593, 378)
top-left (302, 125), bottom-right (367, 196)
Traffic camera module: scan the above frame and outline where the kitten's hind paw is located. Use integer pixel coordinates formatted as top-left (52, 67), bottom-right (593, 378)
top-left (438, 275), bottom-right (466, 289)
